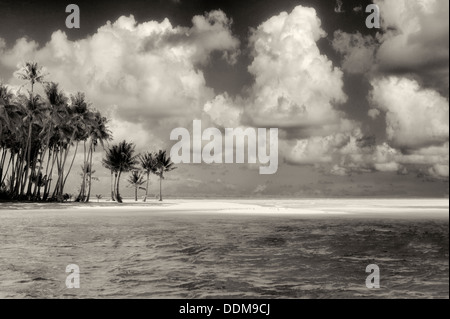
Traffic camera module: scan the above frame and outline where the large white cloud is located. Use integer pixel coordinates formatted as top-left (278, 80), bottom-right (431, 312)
top-left (375, 0), bottom-right (449, 83)
top-left (229, 5), bottom-right (365, 168)
top-left (329, 0), bottom-right (449, 179)
top-left (0, 11), bottom-right (240, 144)
top-left (369, 76), bottom-right (449, 150)
top-left (244, 6), bottom-right (353, 137)
top-left (368, 77), bottom-right (449, 178)
top-left (332, 0), bottom-right (449, 93)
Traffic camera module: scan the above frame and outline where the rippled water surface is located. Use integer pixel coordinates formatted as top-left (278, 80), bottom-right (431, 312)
top-left (0, 200), bottom-right (448, 298)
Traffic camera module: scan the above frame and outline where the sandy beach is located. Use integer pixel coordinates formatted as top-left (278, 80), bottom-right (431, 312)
top-left (0, 199), bottom-right (448, 298)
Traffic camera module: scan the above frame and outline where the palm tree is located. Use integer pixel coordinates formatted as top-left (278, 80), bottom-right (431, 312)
top-left (102, 144), bottom-right (120, 201)
top-left (155, 150), bottom-right (176, 201)
top-left (139, 152), bottom-right (158, 202)
top-left (16, 93), bottom-right (49, 199)
top-left (41, 82), bottom-right (68, 200)
top-left (69, 92), bottom-right (92, 202)
top-left (102, 141), bottom-right (137, 203)
top-left (127, 170), bottom-right (145, 201)
top-left (84, 111), bottom-right (111, 202)
top-left (14, 62), bottom-right (47, 199)
top-left (77, 163), bottom-right (98, 200)
top-left (15, 62), bottom-right (46, 96)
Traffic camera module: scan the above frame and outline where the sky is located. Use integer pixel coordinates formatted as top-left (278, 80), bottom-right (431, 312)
top-left (0, 0), bottom-right (448, 198)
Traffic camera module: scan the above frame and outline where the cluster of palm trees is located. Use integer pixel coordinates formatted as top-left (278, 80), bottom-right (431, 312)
top-left (0, 62), bottom-right (111, 202)
top-left (102, 143), bottom-right (176, 203)
top-left (1, 61), bottom-right (177, 203)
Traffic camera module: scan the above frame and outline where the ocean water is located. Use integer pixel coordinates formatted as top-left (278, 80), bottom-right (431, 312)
top-left (0, 199), bottom-right (448, 298)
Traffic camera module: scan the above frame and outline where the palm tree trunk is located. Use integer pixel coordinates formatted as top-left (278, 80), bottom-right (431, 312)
top-left (143, 173), bottom-right (149, 202)
top-left (59, 148), bottom-right (66, 201)
top-left (17, 148), bottom-right (26, 196)
top-left (44, 149), bottom-right (57, 201)
top-left (26, 156), bottom-right (37, 199)
top-left (159, 173), bottom-right (162, 201)
top-left (78, 141), bottom-right (87, 201)
top-left (116, 170), bottom-right (122, 203)
top-left (1, 152), bottom-right (12, 187)
top-left (135, 186), bottom-right (137, 201)
top-left (12, 148), bottom-right (23, 197)
top-left (53, 147), bottom-right (64, 201)
top-left (85, 142), bottom-right (94, 202)
top-left (110, 171), bottom-right (115, 201)
top-left (0, 148), bottom-right (6, 180)
top-left (63, 141), bottom-right (78, 188)
top-left (32, 149), bottom-right (45, 198)
top-left (23, 121), bottom-right (33, 197)
top-left (9, 153), bottom-right (17, 194)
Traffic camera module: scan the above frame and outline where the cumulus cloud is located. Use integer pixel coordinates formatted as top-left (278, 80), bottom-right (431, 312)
top-left (282, 130), bottom-right (363, 165)
top-left (332, 31), bottom-right (377, 74)
top-left (203, 93), bottom-right (242, 128)
top-left (369, 76), bottom-right (449, 150)
top-left (330, 1), bottom-right (448, 180)
top-left (333, 0), bottom-right (449, 94)
top-left (375, 0), bottom-right (449, 88)
top-left (330, 164), bottom-right (349, 176)
top-left (232, 5), bottom-right (367, 169)
top-left (0, 11), bottom-right (240, 146)
top-left (429, 164), bottom-right (449, 179)
top-left (244, 6), bottom-right (354, 138)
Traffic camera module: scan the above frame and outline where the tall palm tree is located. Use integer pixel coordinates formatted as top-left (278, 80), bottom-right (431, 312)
top-left (41, 82), bottom-right (68, 200)
top-left (127, 170), bottom-right (145, 201)
top-left (155, 150), bottom-right (176, 201)
top-left (14, 62), bottom-right (46, 199)
top-left (84, 111), bottom-right (111, 202)
top-left (139, 152), bottom-right (158, 202)
top-left (69, 92), bottom-right (91, 202)
top-left (102, 141), bottom-right (137, 203)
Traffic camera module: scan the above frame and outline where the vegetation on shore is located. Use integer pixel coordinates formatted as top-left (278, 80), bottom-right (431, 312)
top-left (0, 62), bottom-right (176, 202)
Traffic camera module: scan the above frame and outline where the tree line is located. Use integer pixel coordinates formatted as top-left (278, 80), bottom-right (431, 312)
top-left (103, 145), bottom-right (176, 203)
top-left (0, 62), bottom-right (176, 202)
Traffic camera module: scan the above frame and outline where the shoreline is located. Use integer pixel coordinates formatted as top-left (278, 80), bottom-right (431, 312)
top-left (0, 198), bottom-right (448, 219)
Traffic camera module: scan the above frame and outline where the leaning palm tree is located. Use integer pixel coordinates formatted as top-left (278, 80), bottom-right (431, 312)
top-left (102, 141), bottom-right (137, 203)
top-left (139, 152), bottom-right (158, 202)
top-left (127, 170), bottom-right (145, 201)
top-left (155, 150), bottom-right (176, 201)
